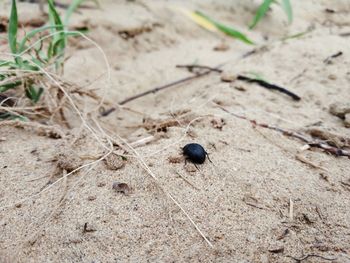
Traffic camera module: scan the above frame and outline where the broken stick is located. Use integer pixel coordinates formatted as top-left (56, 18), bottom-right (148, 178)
top-left (237, 75), bottom-right (301, 101)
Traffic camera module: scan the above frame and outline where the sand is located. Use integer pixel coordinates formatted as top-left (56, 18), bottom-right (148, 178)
top-left (1, 0), bottom-right (350, 262)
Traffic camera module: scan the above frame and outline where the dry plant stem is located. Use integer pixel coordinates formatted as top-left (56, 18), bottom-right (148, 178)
top-left (100, 69), bottom-right (217, 116)
top-left (25, 135), bottom-right (114, 245)
top-left (175, 64), bottom-right (223, 73)
top-left (3, 30), bottom-right (112, 113)
top-left (0, 146), bottom-right (113, 210)
top-left (286, 254), bottom-right (336, 262)
top-left (27, 170), bottom-right (68, 245)
top-left (174, 170), bottom-right (199, 190)
top-left (27, 60), bottom-right (110, 152)
top-left (0, 72), bottom-right (38, 86)
top-left (295, 154), bottom-right (329, 172)
top-left (129, 135), bottom-right (157, 148)
top-left (100, 48), bottom-right (257, 116)
top-left (217, 104), bottom-right (350, 157)
top-left (94, 120), bottom-right (214, 248)
top-left (255, 128), bottom-right (328, 171)
top-left (237, 75), bottom-right (301, 101)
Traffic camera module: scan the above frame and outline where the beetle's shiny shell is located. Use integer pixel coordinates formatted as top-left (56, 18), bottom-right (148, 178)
top-left (183, 143), bottom-right (207, 164)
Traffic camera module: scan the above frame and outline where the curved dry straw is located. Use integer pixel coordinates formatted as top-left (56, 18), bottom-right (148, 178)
top-left (0, 31), bottom-right (114, 208)
top-left (0, 29), bottom-right (216, 248)
top-left (94, 117), bottom-right (214, 248)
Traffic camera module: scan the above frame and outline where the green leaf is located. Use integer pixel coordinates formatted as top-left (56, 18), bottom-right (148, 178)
top-left (30, 57), bottom-right (45, 68)
top-left (47, 0), bottom-right (67, 71)
top-left (0, 60), bottom-right (12, 67)
top-left (25, 86), bottom-right (44, 103)
top-left (281, 0), bottom-right (293, 24)
top-left (18, 25), bottom-right (63, 53)
top-left (21, 60), bottom-right (40, 71)
top-left (245, 72), bottom-right (267, 82)
top-left (0, 112), bottom-right (28, 121)
top-left (47, 0), bottom-right (65, 57)
top-left (281, 30), bottom-right (310, 41)
top-left (8, 0), bottom-right (18, 54)
top-left (0, 80), bottom-right (22, 93)
top-left (249, 0), bottom-right (274, 29)
top-left (195, 11), bottom-right (255, 45)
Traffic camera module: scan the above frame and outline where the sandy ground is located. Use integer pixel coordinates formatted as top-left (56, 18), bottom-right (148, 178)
top-left (1, 0), bottom-right (350, 262)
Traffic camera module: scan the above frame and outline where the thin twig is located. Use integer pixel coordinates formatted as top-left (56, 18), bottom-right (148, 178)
top-left (100, 49), bottom-right (257, 116)
top-left (98, 123), bottom-right (214, 247)
top-left (100, 69), bottom-right (217, 116)
top-left (174, 170), bottom-right (199, 190)
top-left (323, 51), bottom-right (343, 64)
top-left (176, 64), bottom-right (223, 73)
top-left (295, 154), bottom-right (329, 172)
top-left (237, 75), bottom-right (301, 101)
top-left (217, 104), bottom-right (350, 157)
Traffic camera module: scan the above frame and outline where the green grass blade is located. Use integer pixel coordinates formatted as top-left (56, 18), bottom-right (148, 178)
top-left (249, 0), bottom-right (274, 29)
top-left (47, 0), bottom-right (65, 58)
top-left (64, 0), bottom-right (85, 25)
top-left (18, 25), bottom-right (62, 53)
top-left (281, 0), bottom-right (293, 24)
top-left (8, 0), bottom-right (18, 54)
top-left (245, 72), bottom-right (266, 82)
top-left (195, 11), bottom-right (255, 45)
top-left (0, 81), bottom-right (22, 93)
top-left (0, 60), bottom-right (12, 67)
top-left (48, 0), bottom-right (64, 30)
top-left (0, 112), bottom-right (28, 121)
top-left (281, 31), bottom-right (309, 41)
top-left (25, 86), bottom-right (44, 103)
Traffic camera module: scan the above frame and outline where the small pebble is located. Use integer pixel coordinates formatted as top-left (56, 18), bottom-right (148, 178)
top-left (112, 182), bottom-right (131, 195)
top-left (104, 154), bottom-right (125, 170)
top-left (234, 85), bottom-right (246, 92)
top-left (213, 42), bottom-right (230, 52)
top-left (268, 246), bottom-right (284, 253)
top-left (97, 182), bottom-right (106, 187)
top-left (221, 72), bottom-right (236, 83)
top-left (328, 74), bottom-right (337, 80)
top-left (56, 149), bottom-right (82, 172)
top-left (211, 118), bottom-right (226, 130)
top-left (87, 196), bottom-right (96, 201)
top-left (329, 102), bottom-right (350, 118)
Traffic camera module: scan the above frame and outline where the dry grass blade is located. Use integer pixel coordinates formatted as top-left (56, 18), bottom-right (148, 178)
top-left (195, 11), bottom-right (255, 45)
top-left (94, 120), bottom-right (214, 248)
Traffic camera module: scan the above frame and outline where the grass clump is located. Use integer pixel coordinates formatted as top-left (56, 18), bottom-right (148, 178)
top-left (0, 0), bottom-right (97, 122)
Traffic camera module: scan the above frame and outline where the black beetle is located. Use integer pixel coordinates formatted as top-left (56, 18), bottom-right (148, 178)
top-left (182, 143), bottom-right (210, 164)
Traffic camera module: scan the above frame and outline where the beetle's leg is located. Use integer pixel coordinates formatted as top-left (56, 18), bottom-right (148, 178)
top-left (206, 152), bottom-right (213, 163)
top-left (194, 163), bottom-right (200, 171)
